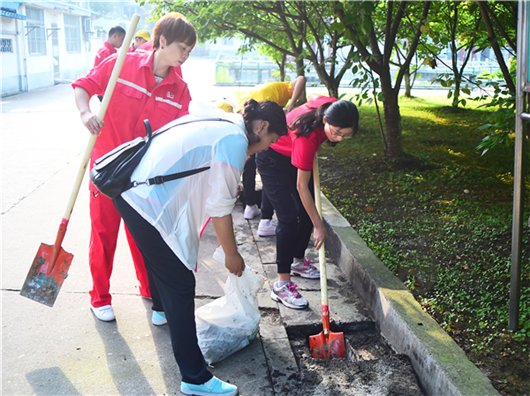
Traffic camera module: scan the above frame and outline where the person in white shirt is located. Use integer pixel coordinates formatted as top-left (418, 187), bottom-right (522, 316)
top-left (114, 100), bottom-right (287, 396)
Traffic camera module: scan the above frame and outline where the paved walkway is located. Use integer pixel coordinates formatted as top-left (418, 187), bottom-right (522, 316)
top-left (2, 74), bottom-right (372, 395)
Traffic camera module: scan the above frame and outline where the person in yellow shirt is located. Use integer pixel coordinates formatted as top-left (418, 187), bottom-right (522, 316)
top-left (236, 76), bottom-right (307, 114)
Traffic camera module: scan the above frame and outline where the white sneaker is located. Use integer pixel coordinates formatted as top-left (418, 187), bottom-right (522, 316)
top-left (270, 281), bottom-right (308, 309)
top-left (90, 304), bottom-right (115, 322)
top-left (244, 205), bottom-right (261, 220)
top-left (258, 219), bottom-right (277, 237)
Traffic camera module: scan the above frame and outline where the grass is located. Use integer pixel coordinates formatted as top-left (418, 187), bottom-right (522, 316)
top-left (317, 91), bottom-right (530, 396)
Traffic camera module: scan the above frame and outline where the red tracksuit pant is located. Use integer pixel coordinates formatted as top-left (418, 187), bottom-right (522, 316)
top-left (89, 191), bottom-right (150, 307)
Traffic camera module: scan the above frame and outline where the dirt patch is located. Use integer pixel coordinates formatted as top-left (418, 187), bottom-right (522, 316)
top-left (289, 330), bottom-right (424, 396)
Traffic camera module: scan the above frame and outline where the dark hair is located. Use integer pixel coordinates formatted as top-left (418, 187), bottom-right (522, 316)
top-left (108, 25), bottom-right (126, 38)
top-left (153, 12), bottom-right (197, 49)
top-left (241, 99), bottom-right (288, 144)
top-left (290, 99), bottom-right (359, 140)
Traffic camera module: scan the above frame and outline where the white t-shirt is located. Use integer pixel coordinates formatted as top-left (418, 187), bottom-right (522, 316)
top-left (122, 102), bottom-right (248, 270)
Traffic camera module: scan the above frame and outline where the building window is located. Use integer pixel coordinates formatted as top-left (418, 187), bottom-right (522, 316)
top-left (26, 6), bottom-right (46, 55)
top-left (1, 39), bottom-right (14, 53)
top-left (64, 14), bottom-right (81, 53)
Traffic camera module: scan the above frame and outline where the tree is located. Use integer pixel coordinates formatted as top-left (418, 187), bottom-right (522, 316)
top-left (335, 1), bottom-right (431, 157)
top-left (473, 1), bottom-right (519, 155)
top-left (425, 2), bottom-right (481, 108)
top-left (142, 1), bottom-right (353, 97)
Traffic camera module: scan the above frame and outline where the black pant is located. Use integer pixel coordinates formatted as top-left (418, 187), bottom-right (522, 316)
top-left (243, 154), bottom-right (273, 219)
top-left (256, 149), bottom-right (314, 274)
top-left (114, 196), bottom-right (212, 385)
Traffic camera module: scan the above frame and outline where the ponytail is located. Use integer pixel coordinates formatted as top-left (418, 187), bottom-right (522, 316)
top-left (241, 99), bottom-right (287, 144)
top-left (290, 99), bottom-right (359, 139)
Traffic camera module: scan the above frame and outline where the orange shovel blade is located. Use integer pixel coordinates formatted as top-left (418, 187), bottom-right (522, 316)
top-left (309, 330), bottom-right (346, 360)
top-left (20, 242), bottom-right (73, 307)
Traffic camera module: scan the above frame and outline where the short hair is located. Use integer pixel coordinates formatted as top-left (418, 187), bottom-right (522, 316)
top-left (153, 12), bottom-right (197, 50)
top-left (108, 25), bottom-right (126, 38)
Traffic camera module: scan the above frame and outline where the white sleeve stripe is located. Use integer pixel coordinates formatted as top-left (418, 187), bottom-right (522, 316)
top-left (155, 96), bottom-right (183, 109)
top-left (117, 78), bottom-right (152, 97)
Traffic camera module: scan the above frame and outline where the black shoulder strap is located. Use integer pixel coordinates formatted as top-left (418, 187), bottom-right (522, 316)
top-left (126, 117), bottom-right (237, 192)
top-left (140, 166), bottom-right (211, 187)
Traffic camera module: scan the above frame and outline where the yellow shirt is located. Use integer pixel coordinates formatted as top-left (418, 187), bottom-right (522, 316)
top-left (237, 81), bottom-right (294, 112)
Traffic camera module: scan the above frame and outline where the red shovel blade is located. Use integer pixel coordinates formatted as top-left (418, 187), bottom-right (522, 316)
top-left (20, 242), bottom-right (73, 307)
top-left (309, 330), bottom-right (347, 360)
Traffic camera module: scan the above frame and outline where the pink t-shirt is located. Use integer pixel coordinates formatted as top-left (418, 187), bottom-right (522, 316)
top-left (270, 96), bottom-right (337, 171)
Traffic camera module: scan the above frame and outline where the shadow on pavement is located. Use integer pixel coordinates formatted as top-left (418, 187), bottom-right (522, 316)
top-left (26, 366), bottom-right (82, 396)
top-left (94, 318), bottom-right (156, 395)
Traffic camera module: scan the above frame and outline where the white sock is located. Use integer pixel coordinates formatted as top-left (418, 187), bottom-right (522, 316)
top-left (293, 258), bottom-right (303, 266)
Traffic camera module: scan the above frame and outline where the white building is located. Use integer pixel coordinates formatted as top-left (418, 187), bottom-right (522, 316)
top-left (1, 1), bottom-right (101, 97)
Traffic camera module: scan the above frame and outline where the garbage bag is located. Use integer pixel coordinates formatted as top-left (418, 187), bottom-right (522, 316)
top-left (195, 265), bottom-right (265, 365)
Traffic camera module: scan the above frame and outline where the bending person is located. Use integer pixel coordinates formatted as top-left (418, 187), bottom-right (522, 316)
top-left (114, 100), bottom-right (287, 396)
top-left (256, 96), bottom-right (359, 309)
top-left (235, 76), bottom-right (307, 236)
top-left (72, 12), bottom-right (195, 322)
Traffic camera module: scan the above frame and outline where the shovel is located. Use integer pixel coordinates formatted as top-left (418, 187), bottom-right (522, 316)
top-left (20, 15), bottom-right (141, 307)
top-left (309, 154), bottom-right (346, 360)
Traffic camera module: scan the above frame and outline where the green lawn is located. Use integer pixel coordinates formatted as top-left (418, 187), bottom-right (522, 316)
top-left (318, 90), bottom-right (529, 396)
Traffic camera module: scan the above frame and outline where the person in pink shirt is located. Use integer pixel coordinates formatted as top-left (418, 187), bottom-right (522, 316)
top-left (256, 96), bottom-right (359, 309)
top-left (72, 12), bottom-right (194, 324)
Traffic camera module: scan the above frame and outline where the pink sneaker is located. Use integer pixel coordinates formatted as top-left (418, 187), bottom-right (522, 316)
top-left (290, 258), bottom-right (320, 279)
top-left (270, 281), bottom-right (308, 309)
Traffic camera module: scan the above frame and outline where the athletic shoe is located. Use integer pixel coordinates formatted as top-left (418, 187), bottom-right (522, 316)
top-left (244, 205), bottom-right (261, 220)
top-left (291, 258), bottom-right (320, 279)
top-left (270, 281), bottom-right (308, 309)
top-left (90, 304), bottom-right (115, 322)
top-left (152, 311), bottom-right (167, 326)
top-left (181, 376), bottom-right (238, 396)
top-left (258, 219), bottom-right (277, 237)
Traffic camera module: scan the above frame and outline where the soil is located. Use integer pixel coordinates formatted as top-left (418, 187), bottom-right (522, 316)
top-left (319, 153), bottom-right (530, 396)
top-left (288, 329), bottom-right (424, 396)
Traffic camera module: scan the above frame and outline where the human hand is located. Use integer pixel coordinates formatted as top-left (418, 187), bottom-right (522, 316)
top-left (225, 252), bottom-right (245, 277)
top-left (313, 224), bottom-right (328, 250)
top-left (81, 111), bottom-right (104, 135)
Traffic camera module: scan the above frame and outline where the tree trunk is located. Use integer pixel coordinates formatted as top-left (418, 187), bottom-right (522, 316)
top-left (310, 61), bottom-right (340, 98)
top-left (380, 73), bottom-right (403, 157)
top-left (477, 1), bottom-right (515, 93)
top-left (404, 68), bottom-right (412, 98)
top-left (383, 96), bottom-right (403, 157)
top-left (278, 53), bottom-right (286, 82)
top-left (452, 75), bottom-right (461, 108)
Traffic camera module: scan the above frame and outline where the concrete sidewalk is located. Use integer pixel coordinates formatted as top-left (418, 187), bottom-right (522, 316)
top-left (1, 82), bottom-right (370, 395)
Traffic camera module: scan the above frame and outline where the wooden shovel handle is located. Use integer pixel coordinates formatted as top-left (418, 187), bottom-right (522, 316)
top-left (62, 14), bottom-right (140, 221)
top-left (313, 154), bottom-right (329, 315)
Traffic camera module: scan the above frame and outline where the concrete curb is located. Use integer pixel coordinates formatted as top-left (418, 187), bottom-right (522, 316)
top-left (320, 194), bottom-right (499, 396)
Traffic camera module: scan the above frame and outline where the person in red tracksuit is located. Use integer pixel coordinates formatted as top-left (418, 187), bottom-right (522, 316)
top-left (137, 39), bottom-right (183, 79)
top-left (94, 25), bottom-right (126, 68)
top-left (72, 12), bottom-right (196, 322)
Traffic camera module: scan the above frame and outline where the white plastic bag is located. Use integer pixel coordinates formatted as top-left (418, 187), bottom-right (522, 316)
top-left (195, 265), bottom-right (265, 365)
